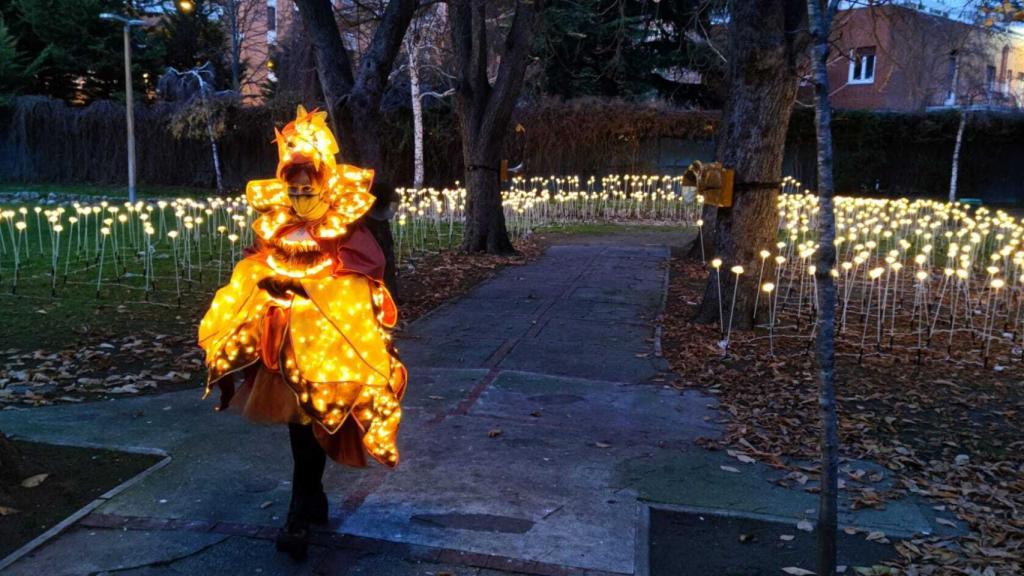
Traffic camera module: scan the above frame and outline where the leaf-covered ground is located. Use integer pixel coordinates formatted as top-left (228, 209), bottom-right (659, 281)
top-left (662, 255), bottom-right (1023, 575)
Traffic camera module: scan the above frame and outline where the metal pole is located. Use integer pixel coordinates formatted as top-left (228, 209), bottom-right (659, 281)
top-left (123, 24), bottom-right (137, 203)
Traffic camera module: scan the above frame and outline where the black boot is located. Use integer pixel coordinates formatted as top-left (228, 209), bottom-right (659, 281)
top-left (276, 423), bottom-right (329, 561)
top-left (275, 509), bottom-right (310, 561)
top-left (305, 489), bottom-right (329, 525)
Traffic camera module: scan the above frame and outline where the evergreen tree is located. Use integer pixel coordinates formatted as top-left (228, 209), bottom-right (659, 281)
top-left (0, 15), bottom-right (46, 103)
top-left (1, 0), bottom-right (228, 103)
top-left (535, 0), bottom-right (726, 105)
top-left (5, 0), bottom-right (140, 102)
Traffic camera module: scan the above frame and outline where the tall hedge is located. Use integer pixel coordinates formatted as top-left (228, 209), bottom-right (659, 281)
top-left (2, 96), bottom-right (1022, 203)
top-left (786, 108), bottom-right (1024, 203)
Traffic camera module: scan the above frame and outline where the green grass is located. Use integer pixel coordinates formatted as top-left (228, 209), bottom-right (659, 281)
top-left (0, 223), bottom-right (226, 350)
top-left (0, 183), bottom-right (217, 199)
top-left (1, 215), bottom-right (466, 351)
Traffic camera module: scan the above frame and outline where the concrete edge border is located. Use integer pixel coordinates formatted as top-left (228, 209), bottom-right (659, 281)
top-left (651, 231), bottom-right (697, 361)
top-left (634, 502), bottom-right (651, 576)
top-left (653, 252), bottom-right (671, 358)
top-left (0, 440), bottom-right (171, 572)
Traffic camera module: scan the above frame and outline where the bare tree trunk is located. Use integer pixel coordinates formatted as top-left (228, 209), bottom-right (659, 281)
top-left (228, 0), bottom-right (241, 92)
top-left (808, 1), bottom-right (841, 574)
top-left (293, 0), bottom-right (416, 169)
top-left (464, 165), bottom-right (514, 253)
top-left (949, 108), bottom-right (967, 202)
top-left (293, 0), bottom-right (417, 296)
top-left (449, 0), bottom-right (541, 254)
top-left (202, 87), bottom-right (224, 194)
top-left (206, 118), bottom-right (224, 194)
top-left (407, 36), bottom-right (425, 189)
top-left (696, 0), bottom-right (807, 329)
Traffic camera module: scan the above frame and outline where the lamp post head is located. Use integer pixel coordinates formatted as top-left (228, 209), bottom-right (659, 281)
top-left (99, 13), bottom-right (150, 27)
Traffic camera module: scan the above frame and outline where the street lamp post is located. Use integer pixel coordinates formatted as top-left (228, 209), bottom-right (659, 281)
top-left (100, 13), bottom-right (149, 203)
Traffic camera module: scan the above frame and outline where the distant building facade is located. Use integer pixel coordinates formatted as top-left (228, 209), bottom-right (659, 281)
top-left (235, 0), bottom-right (298, 100)
top-left (820, 4), bottom-right (1024, 111)
top-left (236, 0), bottom-right (382, 101)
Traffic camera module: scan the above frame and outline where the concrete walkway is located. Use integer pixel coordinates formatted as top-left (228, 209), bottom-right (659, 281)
top-left (0, 237), bottom-right (954, 576)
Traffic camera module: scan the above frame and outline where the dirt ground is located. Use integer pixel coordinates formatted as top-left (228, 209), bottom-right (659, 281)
top-left (0, 438), bottom-right (161, 558)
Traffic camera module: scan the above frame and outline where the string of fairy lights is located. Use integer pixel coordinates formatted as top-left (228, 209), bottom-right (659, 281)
top-left (1, 174), bottom-right (1022, 368)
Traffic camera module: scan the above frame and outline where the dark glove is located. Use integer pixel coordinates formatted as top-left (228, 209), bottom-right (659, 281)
top-left (258, 276), bottom-right (308, 299)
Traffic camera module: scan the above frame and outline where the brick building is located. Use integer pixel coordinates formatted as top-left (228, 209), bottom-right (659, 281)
top-left (233, 0), bottom-right (300, 99)
top-left (236, 0), bottom-right (382, 101)
top-left (821, 4), bottom-right (1024, 111)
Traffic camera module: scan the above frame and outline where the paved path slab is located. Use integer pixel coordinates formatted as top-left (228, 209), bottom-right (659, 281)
top-left (0, 237), bottom-right (953, 575)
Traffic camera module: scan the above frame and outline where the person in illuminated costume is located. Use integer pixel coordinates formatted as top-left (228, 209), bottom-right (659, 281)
top-left (198, 106), bottom-right (407, 560)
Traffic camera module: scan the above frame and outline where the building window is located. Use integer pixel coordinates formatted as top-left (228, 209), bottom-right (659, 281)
top-left (987, 65), bottom-right (997, 94)
top-left (848, 47), bottom-right (876, 84)
top-left (267, 5), bottom-right (277, 32)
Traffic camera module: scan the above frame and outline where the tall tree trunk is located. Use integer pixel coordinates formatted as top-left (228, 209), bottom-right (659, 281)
top-left (230, 5), bottom-right (241, 93)
top-left (201, 88), bottom-right (224, 195)
top-left (949, 108), bottom-right (967, 202)
top-left (449, 0), bottom-right (541, 254)
top-left (293, 0), bottom-right (416, 297)
top-left (464, 164), bottom-right (513, 253)
top-left (808, 1), bottom-right (840, 574)
top-left (696, 0), bottom-right (807, 329)
top-left (406, 36), bottom-right (425, 189)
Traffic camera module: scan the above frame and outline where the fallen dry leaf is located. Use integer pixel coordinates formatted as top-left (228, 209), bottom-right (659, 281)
top-left (20, 473), bottom-right (49, 488)
top-left (865, 531), bottom-right (889, 544)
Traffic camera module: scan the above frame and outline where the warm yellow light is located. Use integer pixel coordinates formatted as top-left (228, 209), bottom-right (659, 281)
top-left (198, 106), bottom-right (406, 469)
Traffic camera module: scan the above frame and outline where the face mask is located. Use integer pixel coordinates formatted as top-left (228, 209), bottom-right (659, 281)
top-left (288, 183), bottom-right (329, 221)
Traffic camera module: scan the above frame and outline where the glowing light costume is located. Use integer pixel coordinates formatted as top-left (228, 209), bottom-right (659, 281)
top-left (199, 107), bottom-right (406, 468)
